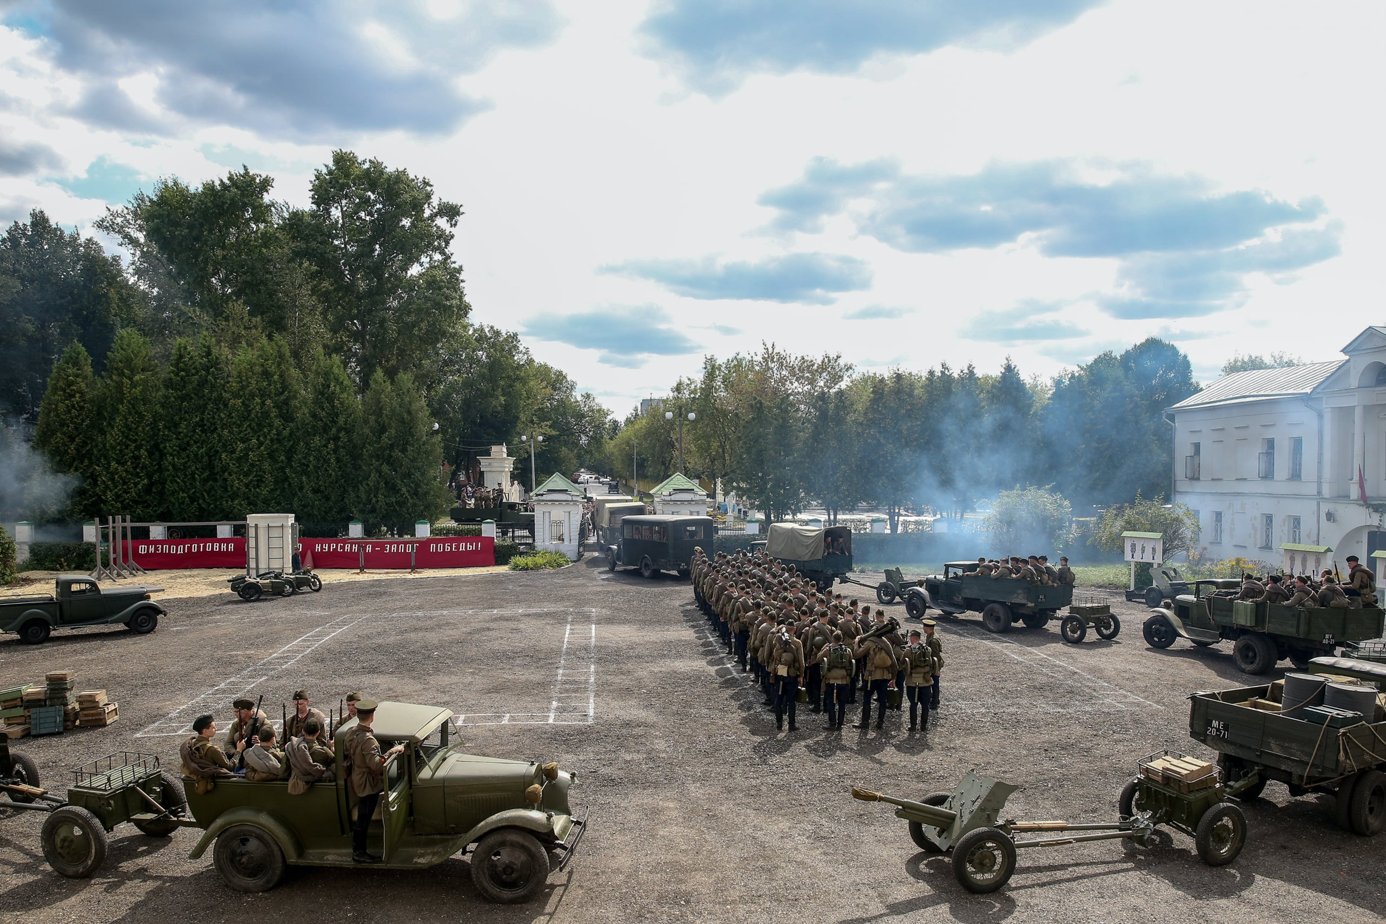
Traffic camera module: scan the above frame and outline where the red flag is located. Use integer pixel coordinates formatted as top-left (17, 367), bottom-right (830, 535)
top-left (1358, 464), bottom-right (1369, 504)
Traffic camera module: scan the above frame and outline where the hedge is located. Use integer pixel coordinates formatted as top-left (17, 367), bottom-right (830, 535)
top-left (22, 541), bottom-right (97, 572)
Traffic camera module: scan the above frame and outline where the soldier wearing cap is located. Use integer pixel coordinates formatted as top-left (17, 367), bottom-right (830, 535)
top-left (224, 697), bottom-right (273, 762)
top-left (1345, 555), bottom-right (1377, 606)
top-left (1056, 556), bottom-right (1075, 586)
top-left (284, 690), bottom-right (328, 743)
top-left (345, 699), bottom-right (404, 863)
top-left (901, 629), bottom-right (935, 733)
top-left (923, 619), bottom-right (944, 712)
top-left (1256, 574), bottom-right (1291, 605)
top-left (181, 714), bottom-right (237, 794)
top-left (332, 692), bottom-right (363, 736)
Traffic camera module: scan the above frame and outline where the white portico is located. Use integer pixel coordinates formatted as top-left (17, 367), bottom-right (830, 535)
top-left (650, 473), bottom-right (709, 517)
top-left (1170, 326), bottom-right (1386, 580)
top-left (530, 473), bottom-right (583, 561)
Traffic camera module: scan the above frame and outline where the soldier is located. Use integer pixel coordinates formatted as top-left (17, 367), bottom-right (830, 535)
top-left (901, 629), bottom-right (936, 733)
top-left (801, 611), bottom-right (834, 713)
top-left (1345, 555), bottom-right (1378, 605)
top-left (331, 691), bottom-right (363, 736)
top-left (1237, 573), bottom-right (1265, 601)
top-left (923, 619), bottom-right (944, 712)
top-left (1056, 556), bottom-right (1076, 586)
top-left (283, 690), bottom-right (328, 742)
top-left (769, 624), bottom-right (805, 732)
top-left (1284, 576), bottom-right (1315, 607)
top-left (287, 718), bottom-right (335, 794)
top-left (1039, 555), bottom-right (1060, 584)
top-left (242, 725), bottom-right (289, 782)
top-left (812, 631), bottom-right (856, 730)
top-left (345, 699), bottom-right (405, 863)
top-left (1316, 576), bottom-right (1351, 608)
top-left (1257, 574), bottom-right (1291, 605)
top-left (854, 627), bottom-right (899, 731)
top-left (224, 697), bottom-right (273, 763)
top-left (180, 714), bottom-right (237, 794)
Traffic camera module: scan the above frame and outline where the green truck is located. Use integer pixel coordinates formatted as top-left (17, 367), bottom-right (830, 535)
top-left (912, 561), bottom-right (1076, 633)
top-left (763, 523), bottom-right (853, 593)
top-left (1143, 580), bottom-right (1385, 674)
top-left (1188, 656), bottom-right (1386, 835)
top-left (0, 575), bottom-right (165, 644)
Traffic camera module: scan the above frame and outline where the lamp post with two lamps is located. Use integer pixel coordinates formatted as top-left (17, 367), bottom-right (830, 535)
top-left (664, 409), bottom-right (696, 472)
top-left (520, 433), bottom-right (544, 494)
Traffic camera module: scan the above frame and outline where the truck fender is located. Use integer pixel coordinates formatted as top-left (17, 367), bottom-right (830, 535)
top-left (1149, 606), bottom-right (1192, 639)
top-left (10, 608), bottom-right (56, 628)
top-left (188, 807), bottom-right (302, 861)
top-left (458, 808), bottom-right (560, 849)
top-left (115, 600), bottom-right (167, 622)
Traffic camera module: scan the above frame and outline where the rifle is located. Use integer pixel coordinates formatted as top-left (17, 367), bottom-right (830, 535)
top-left (1335, 560), bottom-right (1343, 584)
top-left (282, 702), bottom-right (288, 740)
top-left (237, 694), bottom-right (264, 771)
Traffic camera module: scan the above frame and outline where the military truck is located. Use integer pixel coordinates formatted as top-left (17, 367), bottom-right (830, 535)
top-left (908, 561), bottom-right (1074, 633)
top-left (1142, 581), bottom-right (1385, 674)
top-left (183, 701), bottom-right (583, 902)
top-left (594, 500), bottom-right (646, 546)
top-left (0, 575), bottom-right (165, 644)
top-left (763, 523), bottom-right (853, 593)
top-left (606, 515), bottom-right (714, 578)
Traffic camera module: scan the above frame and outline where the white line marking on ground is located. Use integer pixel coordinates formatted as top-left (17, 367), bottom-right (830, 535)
top-left (457, 608), bottom-right (598, 727)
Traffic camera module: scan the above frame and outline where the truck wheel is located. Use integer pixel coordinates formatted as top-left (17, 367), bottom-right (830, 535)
top-left (213, 824), bottom-right (286, 892)
top-left (1232, 634), bottom-right (1277, 675)
top-left (606, 552), bottom-right (616, 572)
top-left (1347, 769), bottom-right (1386, 836)
top-left (1060, 615), bottom-right (1087, 644)
top-left (905, 594), bottom-right (927, 620)
top-left (470, 828), bottom-right (550, 904)
top-left (951, 826), bottom-right (1017, 893)
top-left (19, 620), bottom-right (50, 645)
top-left (1141, 614), bottom-right (1177, 649)
top-left (1095, 614), bottom-right (1121, 640)
top-left (1144, 586), bottom-right (1164, 608)
top-left (639, 557), bottom-right (655, 579)
top-left (877, 582), bottom-right (897, 605)
top-left (127, 609), bottom-right (158, 634)
top-left (907, 792), bottom-right (950, 854)
top-left (1287, 647), bottom-right (1313, 670)
top-left (1335, 775), bottom-right (1360, 831)
top-left (1194, 802), bottom-right (1247, 866)
top-left (42, 806), bottom-right (108, 878)
top-left (3, 751), bottom-right (40, 803)
top-left (132, 771), bottom-right (187, 837)
top-left (981, 603), bottom-right (1012, 634)
top-left (1021, 613), bottom-right (1049, 629)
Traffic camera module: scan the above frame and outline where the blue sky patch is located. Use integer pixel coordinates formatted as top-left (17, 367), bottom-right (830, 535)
top-left (55, 156), bottom-right (145, 204)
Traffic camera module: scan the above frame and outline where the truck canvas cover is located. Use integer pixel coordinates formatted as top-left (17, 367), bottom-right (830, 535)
top-left (766, 523), bottom-right (824, 560)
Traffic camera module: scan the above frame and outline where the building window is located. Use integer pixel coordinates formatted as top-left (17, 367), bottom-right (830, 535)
top-left (1185, 442), bottom-right (1201, 480)
top-left (1258, 438), bottom-right (1275, 479)
top-left (1287, 515), bottom-right (1301, 544)
top-left (1289, 437), bottom-right (1303, 481)
top-left (1260, 514), bottom-right (1274, 549)
top-left (1212, 512), bottom-right (1223, 543)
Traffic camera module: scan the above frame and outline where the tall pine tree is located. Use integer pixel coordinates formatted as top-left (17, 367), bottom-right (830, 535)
top-left (98, 330), bottom-right (164, 518)
top-left (34, 342), bottom-right (101, 517)
top-left (296, 349), bottom-right (362, 531)
top-left (356, 371), bottom-right (447, 534)
top-left (160, 336), bottom-right (228, 519)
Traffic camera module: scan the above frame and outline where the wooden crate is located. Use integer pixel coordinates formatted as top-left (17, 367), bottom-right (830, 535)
top-left (1142, 754), bottom-right (1218, 793)
top-left (76, 690), bottom-right (108, 707)
top-left (1249, 698), bottom-right (1282, 712)
top-left (44, 671), bottom-right (73, 683)
top-left (29, 704), bottom-right (65, 736)
top-left (3, 724), bottom-right (29, 739)
top-left (79, 702), bottom-right (119, 728)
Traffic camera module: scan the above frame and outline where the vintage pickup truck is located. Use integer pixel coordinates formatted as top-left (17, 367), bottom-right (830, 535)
top-left (184, 701), bottom-right (583, 902)
top-left (0, 575), bottom-right (164, 644)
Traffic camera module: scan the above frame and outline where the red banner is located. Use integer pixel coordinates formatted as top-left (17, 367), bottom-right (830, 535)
top-left (123, 537), bottom-right (495, 570)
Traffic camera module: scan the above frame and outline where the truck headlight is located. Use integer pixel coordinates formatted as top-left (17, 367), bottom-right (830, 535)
top-left (525, 784), bottom-right (543, 805)
top-left (542, 761), bottom-right (559, 781)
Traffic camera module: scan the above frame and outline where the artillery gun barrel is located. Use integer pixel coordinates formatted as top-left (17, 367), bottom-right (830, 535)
top-left (851, 787), bottom-right (957, 828)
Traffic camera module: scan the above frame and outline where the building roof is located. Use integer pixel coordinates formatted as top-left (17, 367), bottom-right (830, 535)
top-left (1169, 361), bottom-right (1345, 410)
top-left (650, 473), bottom-right (707, 497)
top-left (533, 472), bottom-right (583, 496)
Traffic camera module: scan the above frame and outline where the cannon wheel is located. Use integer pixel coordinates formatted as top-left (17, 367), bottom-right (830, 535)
top-left (1095, 614), bottom-right (1121, 640)
top-left (1144, 586), bottom-right (1164, 608)
top-left (1232, 634), bottom-right (1277, 675)
top-left (1194, 802), bottom-right (1247, 866)
top-left (1141, 614), bottom-right (1177, 649)
top-left (905, 593), bottom-right (927, 620)
top-left (952, 826), bottom-right (1017, 893)
top-left (470, 828), bottom-right (550, 904)
top-left (877, 582), bottom-right (898, 605)
top-left (1060, 615), bottom-right (1087, 644)
top-left (907, 792), bottom-right (951, 854)
top-left (42, 805), bottom-right (108, 878)
top-left (1347, 769), bottom-right (1386, 836)
top-left (3, 750), bottom-right (40, 803)
top-left (1118, 776), bottom-right (1150, 819)
top-left (980, 603), bottom-right (1012, 634)
top-left (132, 771), bottom-right (187, 837)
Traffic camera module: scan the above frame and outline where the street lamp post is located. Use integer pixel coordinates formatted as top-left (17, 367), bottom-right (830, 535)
top-left (520, 433), bottom-right (544, 493)
top-left (664, 409), bottom-right (696, 472)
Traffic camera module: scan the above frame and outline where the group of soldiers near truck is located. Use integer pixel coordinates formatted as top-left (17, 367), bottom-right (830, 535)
top-left (691, 548), bottom-right (943, 735)
top-left (1233, 554), bottom-right (1377, 607)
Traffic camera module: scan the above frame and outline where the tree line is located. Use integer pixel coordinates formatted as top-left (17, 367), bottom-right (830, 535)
top-left (605, 339), bottom-right (1199, 530)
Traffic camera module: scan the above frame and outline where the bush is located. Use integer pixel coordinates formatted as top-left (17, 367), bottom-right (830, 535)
top-left (493, 540), bottom-right (521, 565)
top-left (508, 551), bottom-right (571, 571)
top-left (21, 541), bottom-right (96, 572)
top-left (431, 521), bottom-right (481, 537)
top-left (0, 526), bottom-right (15, 585)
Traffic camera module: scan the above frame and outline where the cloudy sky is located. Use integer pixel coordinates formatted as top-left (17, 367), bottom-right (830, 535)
top-left (1, 1), bottom-right (1378, 414)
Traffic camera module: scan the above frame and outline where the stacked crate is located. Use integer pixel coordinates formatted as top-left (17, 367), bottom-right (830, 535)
top-left (1, 673), bottom-right (120, 736)
top-left (77, 690), bottom-right (118, 728)
top-left (0, 685), bottom-right (28, 739)
top-left (1140, 754), bottom-right (1219, 793)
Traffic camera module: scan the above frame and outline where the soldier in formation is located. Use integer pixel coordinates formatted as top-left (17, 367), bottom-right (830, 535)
top-left (691, 548), bottom-right (943, 736)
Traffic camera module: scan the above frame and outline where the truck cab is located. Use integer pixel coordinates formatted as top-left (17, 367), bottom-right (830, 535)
top-left (0, 575), bottom-right (164, 644)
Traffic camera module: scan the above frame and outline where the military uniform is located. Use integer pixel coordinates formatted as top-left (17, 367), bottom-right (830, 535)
top-left (815, 642), bottom-right (856, 728)
top-left (180, 735), bottom-right (236, 794)
top-left (223, 707), bottom-right (274, 760)
top-left (800, 618), bottom-right (834, 712)
top-left (1316, 581), bottom-right (1351, 608)
top-left (1285, 585), bottom-right (1314, 607)
top-left (854, 635), bottom-right (899, 730)
top-left (1056, 564), bottom-right (1075, 586)
top-left (286, 735), bottom-right (335, 795)
top-left (1347, 563), bottom-right (1377, 606)
top-left (345, 701), bottom-right (390, 862)
top-left (901, 641), bottom-right (936, 732)
top-left (924, 622), bottom-right (944, 710)
top-left (243, 742), bottom-right (288, 782)
top-left (769, 630), bottom-right (805, 731)
top-left (283, 705), bottom-right (328, 743)
top-left (1237, 578), bottom-right (1265, 601)
top-left (1258, 581), bottom-right (1291, 605)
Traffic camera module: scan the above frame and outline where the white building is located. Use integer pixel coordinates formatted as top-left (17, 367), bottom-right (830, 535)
top-left (1170, 327), bottom-right (1386, 580)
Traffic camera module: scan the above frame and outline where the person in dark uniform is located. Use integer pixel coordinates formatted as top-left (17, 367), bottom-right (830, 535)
top-left (801, 611), bottom-right (833, 713)
top-left (345, 699), bottom-right (405, 863)
top-left (180, 714), bottom-right (238, 794)
top-left (1345, 555), bottom-right (1377, 605)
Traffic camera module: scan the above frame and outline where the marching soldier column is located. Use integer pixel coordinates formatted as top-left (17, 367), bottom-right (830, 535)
top-left (692, 548), bottom-right (943, 736)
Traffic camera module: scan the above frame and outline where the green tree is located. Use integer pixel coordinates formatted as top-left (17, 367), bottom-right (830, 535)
top-left (804, 386), bottom-right (862, 524)
top-left (985, 486), bottom-right (1073, 553)
top-left (1093, 493), bottom-right (1200, 561)
top-left (296, 349), bottom-right (363, 530)
top-left (854, 370), bottom-right (928, 532)
top-left (97, 330), bottom-right (164, 518)
top-left (356, 371), bottom-right (450, 533)
top-left (159, 336), bottom-right (229, 519)
top-left (0, 210), bottom-right (139, 420)
top-left (1220, 352), bottom-right (1303, 375)
top-left (0, 523), bottom-right (15, 584)
top-left (433, 325), bottom-right (537, 468)
top-left (980, 358), bottom-right (1036, 492)
top-left (220, 336), bottom-right (301, 516)
top-left (293, 151), bottom-right (470, 394)
top-left (34, 343), bottom-right (102, 517)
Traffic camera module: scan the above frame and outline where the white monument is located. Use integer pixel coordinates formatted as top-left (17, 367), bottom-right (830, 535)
top-left (477, 444), bottom-right (522, 502)
top-left (530, 473), bottom-right (584, 561)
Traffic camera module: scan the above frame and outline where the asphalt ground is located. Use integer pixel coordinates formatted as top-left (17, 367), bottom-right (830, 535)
top-left (1, 560), bottom-right (1383, 923)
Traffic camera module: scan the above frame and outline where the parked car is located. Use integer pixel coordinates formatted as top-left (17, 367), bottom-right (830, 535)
top-left (0, 575), bottom-right (164, 644)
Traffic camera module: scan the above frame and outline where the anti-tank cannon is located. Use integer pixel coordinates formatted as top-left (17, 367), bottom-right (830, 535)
top-left (852, 761), bottom-right (1249, 894)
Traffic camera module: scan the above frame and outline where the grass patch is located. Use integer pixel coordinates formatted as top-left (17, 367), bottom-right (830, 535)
top-left (508, 551), bottom-right (572, 571)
